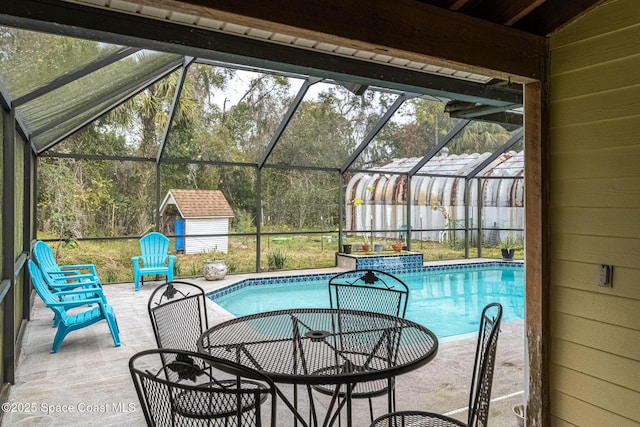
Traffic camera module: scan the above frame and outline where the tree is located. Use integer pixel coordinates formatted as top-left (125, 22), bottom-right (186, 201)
top-left (448, 121), bottom-right (511, 154)
top-left (37, 158), bottom-right (82, 240)
top-left (25, 30), bottom-right (516, 243)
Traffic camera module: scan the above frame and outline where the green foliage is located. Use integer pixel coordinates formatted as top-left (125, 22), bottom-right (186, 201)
top-left (500, 233), bottom-right (519, 249)
top-left (231, 210), bottom-right (256, 233)
top-left (262, 169), bottom-right (340, 229)
top-left (44, 235), bottom-right (521, 284)
top-left (104, 270), bottom-right (119, 283)
top-left (173, 259), bottom-right (182, 277)
top-left (267, 250), bottom-right (287, 270)
top-left (201, 247), bottom-right (224, 261)
top-left (22, 28), bottom-right (517, 247)
top-left (36, 158), bottom-right (82, 240)
top-left (226, 261), bottom-right (237, 274)
top-left (188, 262), bottom-right (200, 277)
top-left (449, 121), bottom-right (511, 155)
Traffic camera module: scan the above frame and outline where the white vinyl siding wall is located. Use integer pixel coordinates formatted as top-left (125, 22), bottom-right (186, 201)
top-left (184, 218), bottom-right (230, 255)
top-left (549, 0), bottom-right (640, 424)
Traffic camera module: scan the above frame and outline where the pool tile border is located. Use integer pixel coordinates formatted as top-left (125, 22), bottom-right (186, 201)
top-left (206, 261), bottom-right (524, 301)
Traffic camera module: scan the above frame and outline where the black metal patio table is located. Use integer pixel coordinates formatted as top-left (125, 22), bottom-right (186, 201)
top-left (197, 308), bottom-right (438, 427)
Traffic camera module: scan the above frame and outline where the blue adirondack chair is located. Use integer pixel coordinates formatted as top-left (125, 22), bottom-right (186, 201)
top-left (38, 266), bottom-right (106, 328)
top-left (131, 232), bottom-right (176, 291)
top-left (33, 241), bottom-right (103, 291)
top-left (27, 260), bottom-right (121, 353)
top-left (33, 241), bottom-right (107, 327)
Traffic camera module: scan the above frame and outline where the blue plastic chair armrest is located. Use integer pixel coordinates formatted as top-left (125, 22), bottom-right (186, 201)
top-left (47, 269), bottom-right (83, 276)
top-left (48, 275), bottom-right (102, 287)
top-left (61, 264), bottom-right (99, 276)
top-left (58, 290), bottom-right (106, 301)
top-left (48, 297), bottom-right (103, 307)
top-left (51, 281), bottom-right (103, 290)
top-left (53, 288), bottom-right (104, 296)
top-left (47, 270), bottom-right (94, 278)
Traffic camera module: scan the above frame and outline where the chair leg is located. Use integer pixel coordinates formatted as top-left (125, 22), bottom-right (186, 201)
top-left (106, 310), bottom-right (121, 347)
top-left (51, 325), bottom-right (70, 353)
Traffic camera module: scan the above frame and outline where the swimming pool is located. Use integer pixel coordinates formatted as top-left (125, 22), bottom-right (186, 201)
top-left (207, 262), bottom-right (524, 339)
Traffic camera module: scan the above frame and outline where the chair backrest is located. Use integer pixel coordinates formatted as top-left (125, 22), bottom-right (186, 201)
top-left (27, 260), bottom-right (66, 319)
top-left (33, 241), bottom-right (62, 274)
top-left (33, 241), bottom-right (97, 290)
top-left (328, 269), bottom-right (409, 317)
top-left (139, 232), bottom-right (170, 268)
top-left (129, 348), bottom-right (277, 427)
top-left (467, 302), bottom-right (503, 427)
top-left (148, 281), bottom-right (208, 352)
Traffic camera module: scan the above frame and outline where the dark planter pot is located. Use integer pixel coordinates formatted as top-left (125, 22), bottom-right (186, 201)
top-left (501, 248), bottom-right (515, 261)
top-left (342, 244), bottom-right (352, 254)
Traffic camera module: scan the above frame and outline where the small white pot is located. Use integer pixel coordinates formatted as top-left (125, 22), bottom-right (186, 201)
top-left (203, 260), bottom-right (227, 280)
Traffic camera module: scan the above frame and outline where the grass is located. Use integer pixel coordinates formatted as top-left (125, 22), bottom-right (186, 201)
top-left (43, 235), bottom-right (523, 284)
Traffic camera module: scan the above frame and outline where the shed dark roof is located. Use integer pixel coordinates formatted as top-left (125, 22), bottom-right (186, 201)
top-left (166, 189), bottom-right (234, 218)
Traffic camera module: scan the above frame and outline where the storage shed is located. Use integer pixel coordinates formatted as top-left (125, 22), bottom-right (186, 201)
top-left (346, 151), bottom-right (524, 244)
top-left (159, 189), bottom-right (234, 255)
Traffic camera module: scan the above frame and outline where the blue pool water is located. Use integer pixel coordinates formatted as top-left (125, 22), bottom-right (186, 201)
top-left (208, 263), bottom-right (524, 339)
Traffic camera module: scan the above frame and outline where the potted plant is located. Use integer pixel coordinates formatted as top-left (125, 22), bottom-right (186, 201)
top-left (341, 240), bottom-right (352, 254)
top-left (361, 233), bottom-right (370, 252)
top-left (202, 248), bottom-right (227, 280)
top-left (352, 186), bottom-right (375, 253)
top-left (391, 242), bottom-right (403, 252)
top-left (501, 233), bottom-right (516, 261)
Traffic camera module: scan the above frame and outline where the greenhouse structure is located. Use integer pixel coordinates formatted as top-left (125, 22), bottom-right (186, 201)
top-left (346, 149), bottom-right (524, 245)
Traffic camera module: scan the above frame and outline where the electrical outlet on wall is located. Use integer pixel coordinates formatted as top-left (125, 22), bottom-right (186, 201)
top-left (597, 264), bottom-right (613, 287)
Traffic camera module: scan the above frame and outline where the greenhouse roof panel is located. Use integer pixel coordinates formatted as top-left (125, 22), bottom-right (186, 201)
top-left (373, 152), bottom-right (524, 178)
top-left (478, 151), bottom-right (525, 177)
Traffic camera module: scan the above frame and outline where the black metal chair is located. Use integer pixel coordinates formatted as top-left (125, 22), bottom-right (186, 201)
top-left (129, 348), bottom-right (277, 426)
top-left (148, 281), bottom-right (209, 351)
top-left (312, 269), bottom-right (410, 423)
top-left (147, 281), bottom-right (268, 417)
top-left (370, 302), bottom-right (503, 427)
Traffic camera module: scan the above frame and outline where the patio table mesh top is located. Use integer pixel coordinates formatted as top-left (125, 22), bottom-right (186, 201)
top-left (198, 308), bottom-right (438, 386)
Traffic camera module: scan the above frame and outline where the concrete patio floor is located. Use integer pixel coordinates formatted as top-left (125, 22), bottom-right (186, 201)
top-left (1, 266), bottom-right (526, 426)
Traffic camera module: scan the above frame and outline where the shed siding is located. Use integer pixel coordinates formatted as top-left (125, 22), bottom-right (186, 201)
top-left (549, 0), bottom-right (640, 424)
top-left (184, 218), bottom-right (229, 255)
